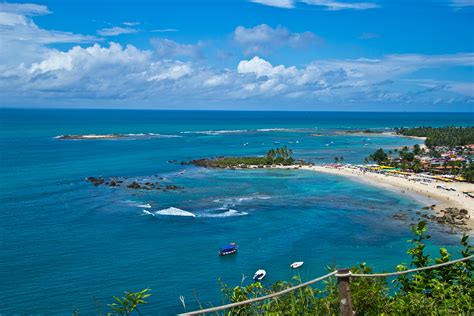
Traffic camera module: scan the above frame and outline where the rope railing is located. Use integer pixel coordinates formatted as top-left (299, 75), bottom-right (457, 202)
top-left (350, 255), bottom-right (473, 278)
top-left (180, 255), bottom-right (473, 316)
top-left (180, 271), bottom-right (337, 316)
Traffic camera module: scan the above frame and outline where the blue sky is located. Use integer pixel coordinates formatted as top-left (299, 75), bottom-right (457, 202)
top-left (0, 0), bottom-right (473, 111)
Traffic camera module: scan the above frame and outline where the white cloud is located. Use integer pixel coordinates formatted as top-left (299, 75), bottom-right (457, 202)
top-left (233, 24), bottom-right (321, 55)
top-left (0, 2), bottom-right (98, 70)
top-left (0, 3), bottom-right (472, 108)
top-left (301, 0), bottom-right (379, 10)
top-left (97, 26), bottom-right (138, 36)
top-left (204, 73), bottom-right (232, 87)
top-left (250, 0), bottom-right (295, 8)
top-left (151, 28), bottom-right (178, 33)
top-left (237, 56), bottom-right (297, 78)
top-left (0, 3), bottom-right (96, 43)
top-left (147, 62), bottom-right (193, 81)
top-left (0, 2), bottom-right (50, 15)
top-left (123, 21), bottom-right (140, 26)
top-left (29, 42), bottom-right (150, 74)
top-left (151, 38), bottom-right (204, 59)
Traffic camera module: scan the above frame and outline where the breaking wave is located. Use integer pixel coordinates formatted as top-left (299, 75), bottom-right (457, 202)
top-left (142, 207), bottom-right (248, 218)
top-left (213, 195), bottom-right (271, 205)
top-left (55, 133), bottom-right (181, 140)
top-left (155, 207), bottom-right (196, 217)
top-left (202, 209), bottom-right (248, 218)
top-left (180, 127), bottom-right (316, 135)
top-left (180, 129), bottom-right (249, 135)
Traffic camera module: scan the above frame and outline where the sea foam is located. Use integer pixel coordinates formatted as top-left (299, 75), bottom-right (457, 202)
top-left (154, 207), bottom-right (196, 217)
top-left (203, 209), bottom-right (248, 218)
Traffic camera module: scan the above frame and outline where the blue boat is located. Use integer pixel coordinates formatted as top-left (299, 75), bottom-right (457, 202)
top-left (219, 243), bottom-right (238, 256)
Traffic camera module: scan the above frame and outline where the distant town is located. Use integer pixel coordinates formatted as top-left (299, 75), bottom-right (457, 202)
top-left (361, 127), bottom-right (474, 183)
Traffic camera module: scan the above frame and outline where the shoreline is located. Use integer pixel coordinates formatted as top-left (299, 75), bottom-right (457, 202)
top-left (242, 164), bottom-right (473, 231)
top-left (303, 165), bottom-right (474, 230)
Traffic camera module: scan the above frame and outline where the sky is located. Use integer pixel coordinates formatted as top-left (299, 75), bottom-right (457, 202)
top-left (0, 0), bottom-right (473, 111)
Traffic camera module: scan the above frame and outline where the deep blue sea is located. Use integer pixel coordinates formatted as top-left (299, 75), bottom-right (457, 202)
top-left (1, 109), bottom-right (473, 315)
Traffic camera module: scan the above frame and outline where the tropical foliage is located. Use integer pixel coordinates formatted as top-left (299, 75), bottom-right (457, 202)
top-left (107, 288), bottom-right (151, 316)
top-left (215, 222), bottom-right (473, 315)
top-left (395, 126), bottom-right (474, 148)
top-left (188, 147), bottom-right (296, 168)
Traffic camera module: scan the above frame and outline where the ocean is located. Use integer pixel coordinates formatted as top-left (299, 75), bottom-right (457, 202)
top-left (1, 109), bottom-right (473, 315)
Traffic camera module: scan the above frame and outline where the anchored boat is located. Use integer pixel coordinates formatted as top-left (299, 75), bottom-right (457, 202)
top-left (253, 269), bottom-right (266, 281)
top-left (290, 261), bottom-right (304, 269)
top-left (219, 243), bottom-right (238, 256)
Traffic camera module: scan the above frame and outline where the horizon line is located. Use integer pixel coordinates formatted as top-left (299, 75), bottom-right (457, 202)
top-left (1, 107), bottom-right (473, 114)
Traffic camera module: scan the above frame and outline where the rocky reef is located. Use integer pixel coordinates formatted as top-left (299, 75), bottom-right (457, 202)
top-left (86, 177), bottom-right (182, 191)
top-left (392, 205), bottom-right (471, 232)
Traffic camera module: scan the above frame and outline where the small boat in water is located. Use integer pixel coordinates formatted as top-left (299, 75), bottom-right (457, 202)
top-left (253, 269), bottom-right (266, 281)
top-left (219, 243), bottom-right (238, 256)
top-left (290, 261), bottom-right (304, 269)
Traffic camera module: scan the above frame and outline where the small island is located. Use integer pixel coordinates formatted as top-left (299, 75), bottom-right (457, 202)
top-left (185, 146), bottom-right (301, 168)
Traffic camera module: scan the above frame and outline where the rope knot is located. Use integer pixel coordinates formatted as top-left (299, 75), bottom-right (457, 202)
top-left (335, 271), bottom-right (352, 278)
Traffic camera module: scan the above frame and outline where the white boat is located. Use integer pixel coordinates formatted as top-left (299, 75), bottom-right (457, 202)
top-left (253, 269), bottom-right (266, 281)
top-left (290, 261), bottom-right (304, 269)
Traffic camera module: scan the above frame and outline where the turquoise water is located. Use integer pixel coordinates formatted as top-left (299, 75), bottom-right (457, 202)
top-left (1, 109), bottom-right (472, 315)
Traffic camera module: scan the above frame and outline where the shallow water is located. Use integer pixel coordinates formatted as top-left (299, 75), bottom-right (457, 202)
top-left (1, 109), bottom-right (472, 315)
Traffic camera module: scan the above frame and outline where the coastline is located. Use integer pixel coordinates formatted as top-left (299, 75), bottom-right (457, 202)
top-left (294, 164), bottom-right (473, 230)
top-left (239, 163), bottom-right (473, 231)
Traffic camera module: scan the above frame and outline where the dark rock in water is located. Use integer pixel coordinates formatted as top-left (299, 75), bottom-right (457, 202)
top-left (87, 175), bottom-right (183, 192)
top-left (165, 184), bottom-right (182, 190)
top-left (86, 177), bottom-right (104, 186)
top-left (392, 212), bottom-right (408, 220)
top-left (127, 181), bottom-right (141, 189)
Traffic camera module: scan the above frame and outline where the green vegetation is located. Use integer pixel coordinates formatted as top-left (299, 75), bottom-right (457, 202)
top-left (215, 221), bottom-right (473, 315)
top-left (462, 164), bottom-right (474, 183)
top-left (395, 126), bottom-right (474, 148)
top-left (366, 148), bottom-right (389, 164)
top-left (108, 288), bottom-right (151, 316)
top-left (188, 147), bottom-right (296, 168)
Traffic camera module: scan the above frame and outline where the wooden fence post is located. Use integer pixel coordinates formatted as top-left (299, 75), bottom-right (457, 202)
top-left (337, 268), bottom-right (353, 316)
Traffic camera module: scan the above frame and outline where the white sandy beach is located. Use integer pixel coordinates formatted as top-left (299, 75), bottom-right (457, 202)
top-left (302, 165), bottom-right (474, 229)
top-left (252, 164), bottom-right (474, 230)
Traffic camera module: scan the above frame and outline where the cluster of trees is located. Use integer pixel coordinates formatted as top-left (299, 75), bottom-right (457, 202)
top-left (365, 146), bottom-right (424, 172)
top-left (395, 126), bottom-right (474, 148)
top-left (189, 147), bottom-right (296, 168)
top-left (462, 164), bottom-right (474, 182)
top-left (265, 146), bottom-right (294, 165)
top-left (365, 148), bottom-right (389, 165)
top-left (216, 222), bottom-right (473, 315)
